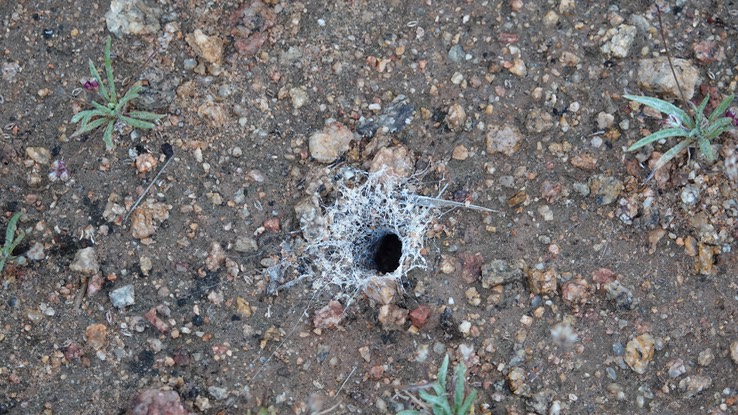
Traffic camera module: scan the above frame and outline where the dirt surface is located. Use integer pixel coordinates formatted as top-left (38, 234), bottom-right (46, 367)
top-left (2, 0), bottom-right (738, 414)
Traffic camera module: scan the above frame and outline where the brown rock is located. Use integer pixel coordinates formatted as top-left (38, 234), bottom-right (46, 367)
top-left (185, 29), bottom-right (224, 64)
top-left (560, 275), bottom-right (590, 311)
top-left (624, 333), bottom-right (655, 374)
top-left (409, 305), bottom-right (431, 328)
top-left (636, 57), bottom-right (700, 100)
top-left (313, 300), bottom-right (344, 329)
top-left (693, 40), bottom-right (725, 64)
top-left (377, 304), bottom-right (408, 330)
top-left (695, 243), bottom-right (719, 275)
top-left (309, 121), bottom-right (355, 163)
top-left (85, 323), bottom-right (107, 351)
top-left (528, 268), bottom-right (557, 295)
top-left (369, 365), bottom-right (385, 380)
top-left (570, 153), bottom-right (597, 171)
top-left (486, 125), bottom-right (524, 156)
top-left (205, 242), bottom-right (226, 272)
top-left (459, 252), bottom-right (484, 284)
top-left (369, 145), bottom-right (414, 178)
top-left (144, 307), bottom-right (170, 333)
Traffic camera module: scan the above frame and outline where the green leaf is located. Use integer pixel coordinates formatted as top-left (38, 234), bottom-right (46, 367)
top-left (395, 411), bottom-right (420, 415)
top-left (71, 116), bottom-right (111, 137)
top-left (704, 117), bottom-right (734, 139)
top-left (453, 363), bottom-right (466, 411)
top-left (418, 390), bottom-right (451, 414)
top-left (650, 138), bottom-right (692, 175)
top-left (90, 100), bottom-right (115, 115)
top-left (5, 212), bottom-right (22, 251)
top-left (115, 84), bottom-right (143, 111)
top-left (624, 95), bottom-right (692, 129)
top-left (126, 111), bottom-right (166, 121)
top-left (103, 120), bottom-right (116, 150)
top-left (104, 36), bottom-right (117, 104)
top-left (697, 137), bottom-right (715, 161)
top-left (71, 109), bottom-right (99, 124)
top-left (696, 95), bottom-right (710, 117)
top-left (118, 114), bottom-right (156, 130)
top-left (457, 390), bottom-right (477, 415)
top-left (438, 355), bottom-right (449, 388)
top-left (88, 59), bottom-right (109, 103)
top-left (708, 94), bottom-right (735, 123)
top-left (626, 128), bottom-right (690, 151)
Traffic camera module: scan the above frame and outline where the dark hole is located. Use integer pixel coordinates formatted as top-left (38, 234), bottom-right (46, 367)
top-left (373, 233), bottom-right (402, 273)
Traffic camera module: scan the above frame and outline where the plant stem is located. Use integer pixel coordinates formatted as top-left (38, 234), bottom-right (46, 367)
top-left (656, 5), bottom-right (690, 112)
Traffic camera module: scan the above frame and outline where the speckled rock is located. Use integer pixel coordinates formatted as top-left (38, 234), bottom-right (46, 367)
top-left (106, 0), bottom-right (161, 37)
top-left (309, 121), bottom-right (355, 163)
top-left (600, 24), bottom-right (637, 58)
top-left (636, 57), bottom-right (700, 100)
top-left (234, 236), bottom-right (258, 253)
top-left (294, 196), bottom-right (325, 242)
top-left (445, 103), bottom-right (467, 132)
top-left (481, 259), bottom-right (523, 288)
top-left (25, 147), bottom-right (51, 165)
top-left (130, 200), bottom-right (172, 240)
top-left (185, 29), bottom-right (224, 64)
top-left (70, 247), bottom-right (100, 275)
top-left (128, 389), bottom-right (189, 415)
top-left (624, 333), bottom-right (655, 374)
top-left (486, 125), bottom-right (524, 156)
top-left (525, 109), bottom-right (554, 134)
top-left (109, 284), bottom-right (134, 309)
top-left (508, 367), bottom-right (530, 396)
top-left (205, 242), bottom-right (226, 271)
top-left (369, 144), bottom-right (414, 178)
top-left (730, 341), bottom-right (738, 365)
top-left (679, 375), bottom-right (712, 398)
top-left (527, 268), bottom-right (557, 295)
top-left (589, 175), bottom-right (623, 205)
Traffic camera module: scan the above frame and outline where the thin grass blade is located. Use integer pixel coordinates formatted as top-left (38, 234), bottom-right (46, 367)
top-left (708, 94), bottom-right (735, 123)
top-left (71, 117), bottom-right (110, 137)
top-left (104, 36), bottom-right (117, 103)
top-left (624, 95), bottom-right (692, 128)
top-left (626, 128), bottom-right (690, 151)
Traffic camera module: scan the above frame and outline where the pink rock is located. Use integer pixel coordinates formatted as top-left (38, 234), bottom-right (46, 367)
top-left (409, 305), bottom-right (431, 328)
top-left (128, 389), bottom-right (190, 415)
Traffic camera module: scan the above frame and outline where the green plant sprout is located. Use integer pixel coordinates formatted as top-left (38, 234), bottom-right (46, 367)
top-left (397, 354), bottom-right (477, 415)
top-left (0, 212), bottom-right (25, 274)
top-left (625, 93), bottom-right (735, 180)
top-left (71, 36), bottom-right (164, 151)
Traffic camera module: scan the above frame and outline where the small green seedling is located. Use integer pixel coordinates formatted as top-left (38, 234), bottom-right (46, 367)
top-left (0, 212), bottom-right (25, 274)
top-left (625, 93), bottom-right (735, 180)
top-left (397, 354), bottom-right (477, 415)
top-left (71, 36), bottom-right (164, 151)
